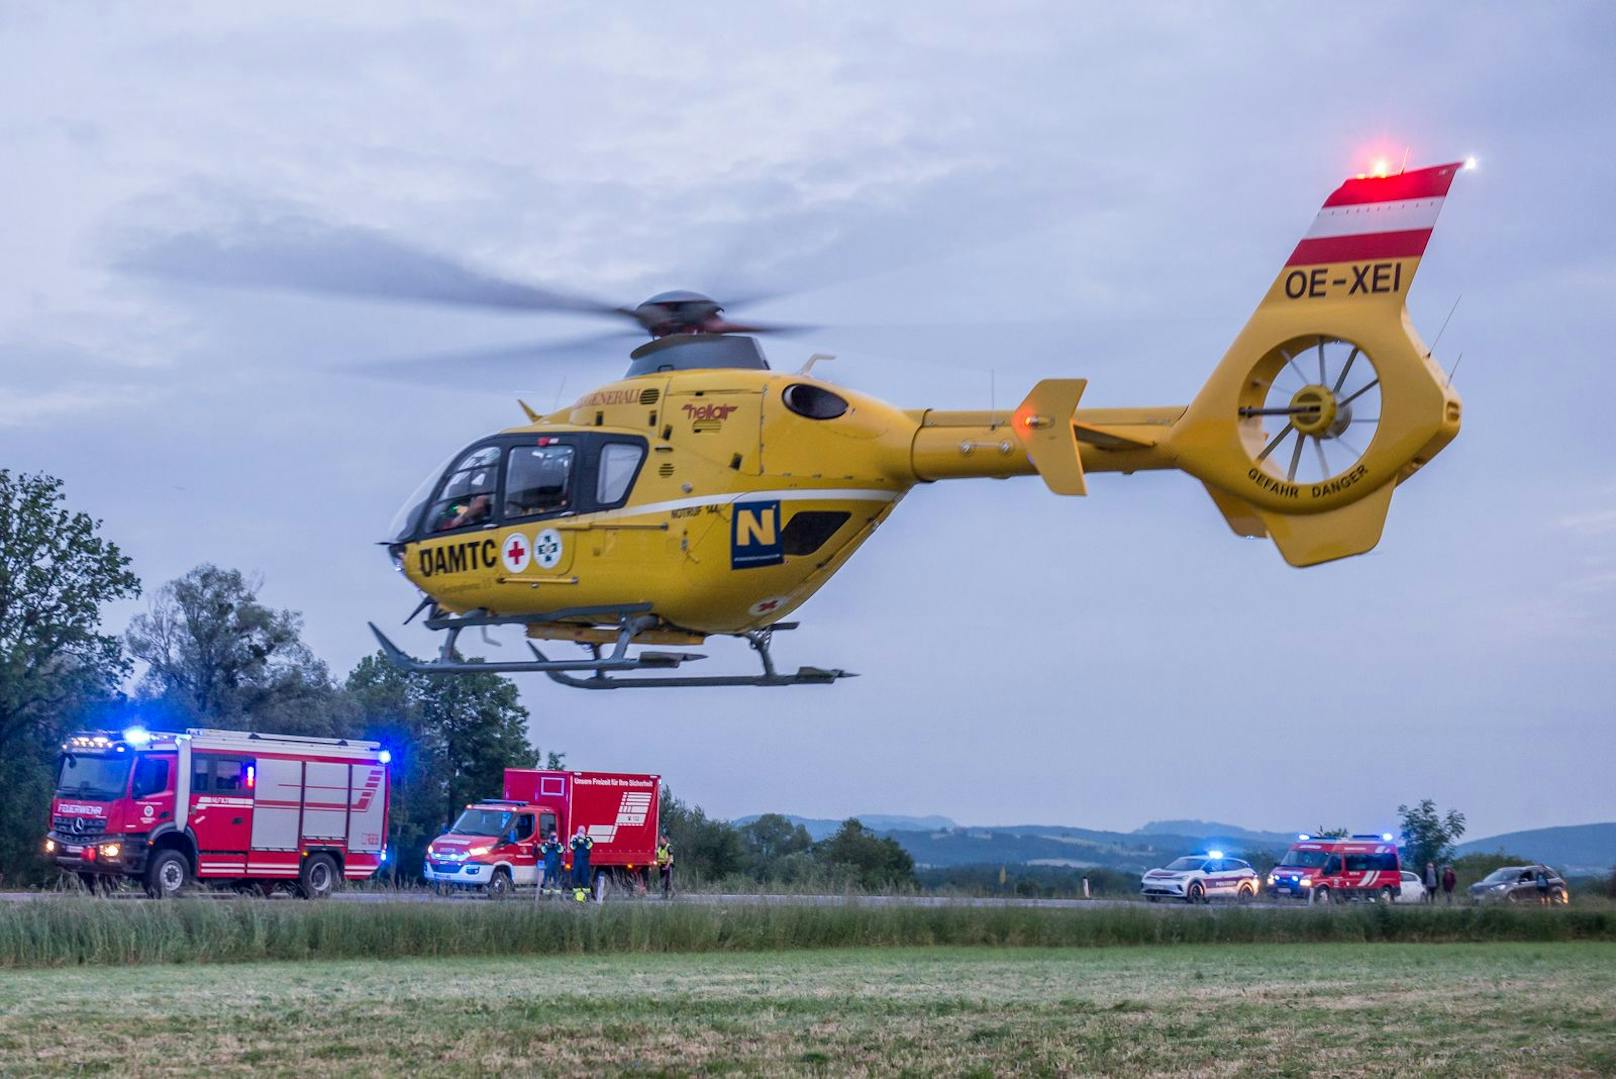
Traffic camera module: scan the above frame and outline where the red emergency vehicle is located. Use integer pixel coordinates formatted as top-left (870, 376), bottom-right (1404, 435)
top-left (46, 727), bottom-right (390, 898)
top-left (425, 768), bottom-right (659, 897)
top-left (1266, 834), bottom-right (1402, 903)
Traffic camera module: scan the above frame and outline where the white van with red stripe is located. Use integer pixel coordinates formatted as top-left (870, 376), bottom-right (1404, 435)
top-left (47, 727), bottom-right (390, 898)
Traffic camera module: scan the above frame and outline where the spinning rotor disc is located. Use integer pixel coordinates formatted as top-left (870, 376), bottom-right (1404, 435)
top-left (1239, 336), bottom-right (1381, 488)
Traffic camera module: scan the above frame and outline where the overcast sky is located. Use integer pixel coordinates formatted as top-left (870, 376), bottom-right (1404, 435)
top-left (4, 4), bottom-right (1612, 839)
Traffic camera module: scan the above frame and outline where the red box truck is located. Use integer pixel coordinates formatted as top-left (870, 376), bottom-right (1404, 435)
top-left (47, 727), bottom-right (390, 898)
top-left (424, 768), bottom-right (660, 898)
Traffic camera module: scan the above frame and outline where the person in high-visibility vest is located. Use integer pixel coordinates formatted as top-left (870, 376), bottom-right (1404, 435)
top-left (537, 831), bottom-right (564, 898)
top-left (569, 827), bottom-right (594, 901)
top-left (655, 834), bottom-right (675, 898)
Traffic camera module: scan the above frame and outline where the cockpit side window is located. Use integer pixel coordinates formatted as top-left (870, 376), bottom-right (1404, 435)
top-left (505, 445), bottom-right (575, 519)
top-left (427, 446), bottom-right (501, 533)
top-left (595, 443), bottom-right (645, 506)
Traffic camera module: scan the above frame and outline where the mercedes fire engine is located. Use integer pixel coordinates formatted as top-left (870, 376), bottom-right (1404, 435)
top-left (425, 768), bottom-right (660, 897)
top-left (47, 727), bottom-right (390, 898)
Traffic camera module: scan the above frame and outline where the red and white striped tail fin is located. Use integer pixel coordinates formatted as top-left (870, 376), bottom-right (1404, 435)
top-left (1281, 162), bottom-right (1463, 287)
top-left (1171, 161), bottom-right (1466, 567)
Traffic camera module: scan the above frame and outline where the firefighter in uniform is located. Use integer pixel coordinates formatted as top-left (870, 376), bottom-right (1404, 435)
top-left (537, 831), bottom-right (564, 898)
top-left (656, 834), bottom-right (675, 898)
top-left (569, 826), bottom-right (594, 902)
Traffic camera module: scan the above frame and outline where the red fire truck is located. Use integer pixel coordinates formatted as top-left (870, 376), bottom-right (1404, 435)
top-left (47, 727), bottom-right (390, 898)
top-left (425, 768), bottom-right (660, 897)
top-left (1266, 834), bottom-right (1403, 903)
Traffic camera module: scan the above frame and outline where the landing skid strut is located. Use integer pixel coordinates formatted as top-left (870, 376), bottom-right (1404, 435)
top-left (368, 604), bottom-right (854, 689)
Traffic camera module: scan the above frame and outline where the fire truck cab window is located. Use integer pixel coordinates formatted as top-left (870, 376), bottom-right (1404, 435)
top-left (427, 446), bottom-right (501, 533)
top-left (505, 445), bottom-right (574, 519)
top-left (55, 755), bottom-right (130, 799)
top-left (540, 811), bottom-right (557, 838)
top-left (595, 443), bottom-right (644, 505)
top-left (511, 814), bottom-right (536, 842)
top-left (131, 758), bottom-right (170, 799)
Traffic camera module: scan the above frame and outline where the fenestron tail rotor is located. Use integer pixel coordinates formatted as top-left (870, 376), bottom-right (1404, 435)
top-left (1240, 336), bottom-right (1382, 489)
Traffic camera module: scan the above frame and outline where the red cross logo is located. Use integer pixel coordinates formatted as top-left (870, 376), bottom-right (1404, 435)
top-left (755, 598), bottom-right (781, 613)
top-left (506, 538), bottom-right (526, 563)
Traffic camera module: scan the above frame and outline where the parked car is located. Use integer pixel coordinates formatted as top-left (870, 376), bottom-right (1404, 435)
top-left (1468, 865), bottom-right (1569, 904)
top-left (1141, 854), bottom-right (1259, 903)
top-left (1393, 870), bottom-right (1428, 904)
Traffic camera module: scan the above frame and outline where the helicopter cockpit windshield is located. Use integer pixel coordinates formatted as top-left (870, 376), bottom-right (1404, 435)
top-left (388, 450), bottom-right (457, 544)
top-left (388, 435), bottom-right (648, 545)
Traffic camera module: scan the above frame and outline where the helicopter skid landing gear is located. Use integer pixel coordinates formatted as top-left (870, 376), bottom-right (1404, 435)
top-left (368, 607), bottom-right (854, 689)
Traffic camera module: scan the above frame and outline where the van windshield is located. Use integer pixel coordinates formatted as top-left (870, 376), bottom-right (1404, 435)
top-left (450, 808), bottom-right (513, 837)
top-left (1278, 848), bottom-right (1330, 869)
top-left (55, 754), bottom-right (130, 800)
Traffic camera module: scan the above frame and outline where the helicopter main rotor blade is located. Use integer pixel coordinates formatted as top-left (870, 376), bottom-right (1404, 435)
top-left (335, 329), bottom-right (644, 385)
top-left (705, 318), bottom-right (819, 336)
top-left (117, 215), bottom-right (637, 321)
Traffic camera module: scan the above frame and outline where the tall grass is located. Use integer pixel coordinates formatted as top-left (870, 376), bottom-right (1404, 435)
top-left (2, 899), bottom-right (1613, 969)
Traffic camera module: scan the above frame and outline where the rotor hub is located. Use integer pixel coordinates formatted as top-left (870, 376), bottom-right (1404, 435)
top-left (1288, 385), bottom-right (1337, 436)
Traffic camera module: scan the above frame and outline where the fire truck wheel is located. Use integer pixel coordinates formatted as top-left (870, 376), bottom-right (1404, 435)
top-left (298, 854), bottom-right (339, 900)
top-left (1312, 886), bottom-right (1333, 905)
top-left (1379, 886), bottom-right (1397, 903)
top-left (144, 850), bottom-right (190, 899)
top-left (486, 867), bottom-right (514, 899)
top-left (1186, 881), bottom-right (1205, 904)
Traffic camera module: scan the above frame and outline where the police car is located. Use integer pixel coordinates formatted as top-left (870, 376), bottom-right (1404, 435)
top-left (1140, 852), bottom-right (1260, 903)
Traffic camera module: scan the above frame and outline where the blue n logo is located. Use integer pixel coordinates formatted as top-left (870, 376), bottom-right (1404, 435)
top-left (731, 500), bottom-right (783, 569)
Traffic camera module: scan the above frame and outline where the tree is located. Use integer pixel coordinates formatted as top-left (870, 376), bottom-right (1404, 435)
top-left (1312, 827), bottom-right (1350, 839)
top-left (739, 813), bottom-right (814, 877)
top-left (659, 787), bottom-right (745, 884)
top-left (815, 818), bottom-right (916, 890)
top-left (1398, 799), bottom-right (1467, 870)
top-left (346, 652), bottom-right (539, 881)
top-left (125, 565), bottom-right (348, 735)
top-left (0, 471), bottom-right (140, 883)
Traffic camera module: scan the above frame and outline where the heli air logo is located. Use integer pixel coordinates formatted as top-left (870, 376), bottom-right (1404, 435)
top-left (585, 790), bottom-right (654, 844)
top-left (731, 500), bottom-right (783, 569)
top-left (682, 402), bottom-right (739, 433)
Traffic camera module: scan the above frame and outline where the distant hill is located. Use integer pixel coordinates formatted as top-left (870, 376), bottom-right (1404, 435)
top-left (729, 812), bottom-right (1616, 876)
top-left (731, 814), bottom-right (1289, 871)
top-left (730, 814), bottom-right (956, 841)
top-left (1457, 823), bottom-right (1616, 875)
top-left (1135, 820), bottom-right (1297, 846)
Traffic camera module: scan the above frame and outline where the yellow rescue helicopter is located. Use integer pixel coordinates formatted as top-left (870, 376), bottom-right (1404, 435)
top-left (130, 161), bottom-right (1466, 688)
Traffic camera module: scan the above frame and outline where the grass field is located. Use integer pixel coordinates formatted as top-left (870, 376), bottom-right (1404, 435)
top-left (2, 942), bottom-right (1613, 1075)
top-left (4, 898), bottom-right (1614, 968)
